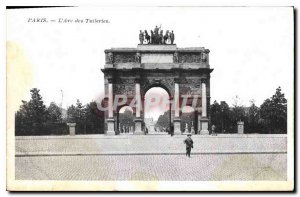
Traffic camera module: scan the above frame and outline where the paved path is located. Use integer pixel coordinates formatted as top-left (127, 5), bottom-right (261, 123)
top-left (15, 153), bottom-right (287, 181)
top-left (16, 134), bottom-right (287, 156)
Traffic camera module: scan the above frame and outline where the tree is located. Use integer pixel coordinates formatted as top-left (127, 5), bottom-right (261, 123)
top-left (67, 99), bottom-right (85, 123)
top-left (230, 96), bottom-right (245, 132)
top-left (210, 100), bottom-right (231, 133)
top-left (260, 87), bottom-right (287, 134)
top-left (84, 101), bottom-right (105, 134)
top-left (75, 99), bottom-right (84, 122)
top-left (15, 88), bottom-right (48, 135)
top-left (47, 102), bottom-right (62, 122)
top-left (67, 104), bottom-right (76, 122)
top-left (156, 110), bottom-right (170, 130)
top-left (246, 100), bottom-right (260, 133)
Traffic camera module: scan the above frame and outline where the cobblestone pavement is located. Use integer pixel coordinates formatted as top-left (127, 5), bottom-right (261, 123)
top-left (15, 153), bottom-right (287, 181)
top-left (16, 135), bottom-right (287, 155)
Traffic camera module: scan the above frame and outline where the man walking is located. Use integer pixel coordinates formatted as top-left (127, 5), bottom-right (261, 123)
top-left (184, 134), bottom-right (193, 158)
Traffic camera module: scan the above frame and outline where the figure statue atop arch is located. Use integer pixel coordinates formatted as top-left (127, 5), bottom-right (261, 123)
top-left (138, 25), bottom-right (175, 45)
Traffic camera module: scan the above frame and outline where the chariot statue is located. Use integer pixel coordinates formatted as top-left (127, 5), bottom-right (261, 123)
top-left (139, 25), bottom-right (175, 45)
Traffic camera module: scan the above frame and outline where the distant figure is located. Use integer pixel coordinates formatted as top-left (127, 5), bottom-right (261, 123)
top-left (139, 30), bottom-right (144, 44)
top-left (163, 30), bottom-right (169, 44)
top-left (150, 30), bottom-right (154, 44)
top-left (184, 134), bottom-right (193, 157)
top-left (145, 127), bottom-right (148, 134)
top-left (159, 30), bottom-right (163, 44)
top-left (154, 25), bottom-right (160, 35)
top-left (144, 30), bottom-right (150, 44)
top-left (170, 30), bottom-right (175, 44)
top-left (211, 125), bottom-right (217, 136)
top-left (167, 30), bottom-right (171, 44)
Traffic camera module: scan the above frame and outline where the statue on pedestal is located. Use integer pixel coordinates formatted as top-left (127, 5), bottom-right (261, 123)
top-left (163, 30), bottom-right (169, 44)
top-left (144, 30), bottom-right (150, 44)
top-left (138, 25), bottom-right (175, 45)
top-left (159, 30), bottom-right (163, 44)
top-left (170, 30), bottom-right (175, 44)
top-left (184, 123), bottom-right (189, 133)
top-left (191, 122), bottom-right (195, 134)
top-left (139, 30), bottom-right (144, 44)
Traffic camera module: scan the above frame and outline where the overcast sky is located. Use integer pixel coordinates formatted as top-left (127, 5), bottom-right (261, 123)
top-left (7, 7), bottom-right (293, 116)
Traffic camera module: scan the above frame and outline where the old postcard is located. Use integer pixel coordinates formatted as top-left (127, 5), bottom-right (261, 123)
top-left (6, 6), bottom-right (294, 191)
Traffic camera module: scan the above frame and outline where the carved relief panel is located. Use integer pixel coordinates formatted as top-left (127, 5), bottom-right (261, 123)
top-left (178, 53), bottom-right (202, 63)
top-left (114, 53), bottom-right (136, 63)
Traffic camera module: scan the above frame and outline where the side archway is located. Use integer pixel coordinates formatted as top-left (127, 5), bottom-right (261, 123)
top-left (117, 106), bottom-right (134, 134)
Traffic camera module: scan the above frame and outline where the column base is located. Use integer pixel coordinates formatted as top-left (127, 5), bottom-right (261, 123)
top-left (67, 123), bottom-right (76, 136)
top-left (191, 126), bottom-right (195, 134)
top-left (173, 118), bottom-right (181, 135)
top-left (134, 118), bottom-right (144, 135)
top-left (200, 118), bottom-right (209, 135)
top-left (106, 118), bottom-right (115, 135)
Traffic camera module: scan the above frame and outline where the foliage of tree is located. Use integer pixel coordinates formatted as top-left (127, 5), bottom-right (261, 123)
top-left (210, 100), bottom-right (231, 133)
top-left (83, 101), bottom-right (105, 134)
top-left (209, 87), bottom-right (287, 134)
top-left (15, 89), bottom-right (104, 135)
top-left (15, 88), bottom-right (48, 135)
top-left (260, 87), bottom-right (287, 134)
top-left (47, 102), bottom-right (62, 123)
top-left (67, 100), bottom-right (105, 134)
top-left (156, 110), bottom-right (170, 130)
top-left (66, 104), bottom-right (76, 123)
top-left (231, 95), bottom-right (245, 129)
top-left (246, 100), bottom-right (260, 133)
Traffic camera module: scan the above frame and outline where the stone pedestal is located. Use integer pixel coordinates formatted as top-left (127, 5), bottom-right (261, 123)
top-left (237, 121), bottom-right (244, 134)
top-left (191, 125), bottom-right (195, 134)
top-left (173, 118), bottom-right (181, 135)
top-left (106, 118), bottom-right (115, 135)
top-left (184, 123), bottom-right (189, 134)
top-left (200, 118), bottom-right (209, 135)
top-left (134, 118), bottom-right (143, 135)
top-left (67, 123), bottom-right (76, 136)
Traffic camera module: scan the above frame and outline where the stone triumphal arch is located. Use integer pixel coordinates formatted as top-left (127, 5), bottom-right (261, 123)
top-left (101, 37), bottom-right (213, 135)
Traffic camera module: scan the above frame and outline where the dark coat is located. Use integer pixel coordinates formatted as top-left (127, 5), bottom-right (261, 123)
top-left (184, 137), bottom-right (194, 148)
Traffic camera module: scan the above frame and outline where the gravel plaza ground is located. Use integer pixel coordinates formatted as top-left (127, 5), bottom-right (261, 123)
top-left (15, 134), bottom-right (287, 181)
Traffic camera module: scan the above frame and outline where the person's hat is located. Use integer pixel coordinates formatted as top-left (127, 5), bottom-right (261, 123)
top-left (187, 134), bottom-right (192, 136)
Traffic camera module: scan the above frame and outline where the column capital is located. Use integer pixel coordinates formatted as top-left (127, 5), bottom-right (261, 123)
top-left (108, 78), bottom-right (114, 83)
top-left (134, 78), bottom-right (141, 83)
top-left (174, 78), bottom-right (181, 83)
top-left (201, 79), bottom-right (207, 84)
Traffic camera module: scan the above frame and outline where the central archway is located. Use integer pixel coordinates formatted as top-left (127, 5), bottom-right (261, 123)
top-left (143, 86), bottom-right (171, 135)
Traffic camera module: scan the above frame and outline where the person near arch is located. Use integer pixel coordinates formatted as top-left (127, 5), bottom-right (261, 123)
top-left (184, 134), bottom-right (194, 158)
